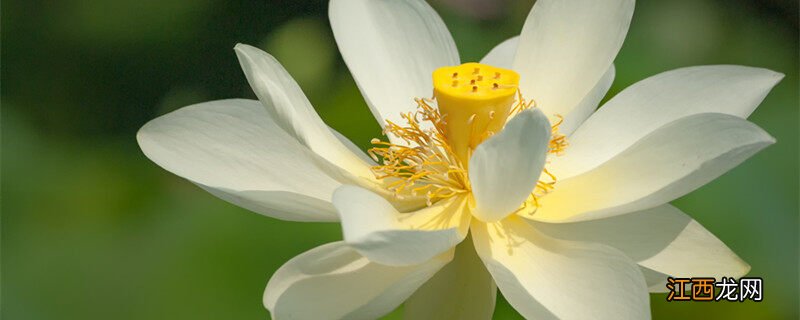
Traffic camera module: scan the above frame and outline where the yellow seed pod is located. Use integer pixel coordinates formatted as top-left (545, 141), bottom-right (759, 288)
top-left (432, 62), bottom-right (520, 165)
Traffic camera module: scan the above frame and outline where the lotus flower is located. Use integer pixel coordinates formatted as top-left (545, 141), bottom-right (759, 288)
top-left (137, 0), bottom-right (782, 318)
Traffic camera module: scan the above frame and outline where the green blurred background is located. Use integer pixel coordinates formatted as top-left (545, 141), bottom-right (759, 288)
top-left (2, 0), bottom-right (798, 319)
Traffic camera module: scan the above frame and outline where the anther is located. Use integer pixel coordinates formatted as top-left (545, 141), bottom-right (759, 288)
top-left (470, 79), bottom-right (476, 85)
top-left (452, 80), bottom-right (458, 87)
top-left (477, 75), bottom-right (483, 81)
top-left (472, 85), bottom-right (478, 93)
top-left (494, 72), bottom-right (501, 79)
top-left (452, 72), bottom-right (458, 78)
top-left (492, 83), bottom-right (499, 89)
top-left (467, 114), bottom-right (477, 125)
top-left (473, 68), bottom-right (480, 74)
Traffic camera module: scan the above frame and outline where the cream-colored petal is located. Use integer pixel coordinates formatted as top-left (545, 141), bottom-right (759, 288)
top-left (137, 99), bottom-right (343, 222)
top-left (404, 237), bottom-right (496, 320)
top-left (469, 108), bottom-right (551, 222)
top-left (513, 0), bottom-right (633, 120)
top-left (481, 36), bottom-right (615, 136)
top-left (640, 266), bottom-right (671, 293)
top-left (472, 217), bottom-right (650, 320)
top-left (234, 44), bottom-right (374, 179)
top-left (552, 65), bottom-right (784, 179)
top-left (479, 36), bottom-right (519, 69)
top-left (558, 65), bottom-right (615, 136)
top-left (529, 113), bottom-right (775, 222)
top-left (329, 126), bottom-right (376, 165)
top-left (332, 186), bottom-right (469, 266)
top-left (264, 242), bottom-right (452, 320)
top-left (329, 0), bottom-right (459, 135)
top-left (533, 204), bottom-right (750, 291)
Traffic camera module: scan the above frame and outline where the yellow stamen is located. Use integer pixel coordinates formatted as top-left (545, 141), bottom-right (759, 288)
top-left (432, 62), bottom-right (520, 165)
top-left (368, 99), bottom-right (469, 205)
top-left (368, 62), bottom-right (568, 209)
top-left (507, 91), bottom-right (568, 156)
top-left (548, 115), bottom-right (568, 155)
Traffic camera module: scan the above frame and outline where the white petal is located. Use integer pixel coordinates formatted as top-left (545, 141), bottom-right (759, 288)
top-left (552, 65), bottom-right (784, 179)
top-left (404, 238), bottom-right (496, 320)
top-left (332, 185), bottom-right (469, 266)
top-left (479, 36), bottom-right (519, 69)
top-left (137, 99), bottom-right (341, 222)
top-left (264, 242), bottom-right (452, 320)
top-left (640, 266), bottom-right (671, 293)
top-left (329, 126), bottom-right (376, 165)
top-left (530, 113), bottom-right (775, 222)
top-left (469, 108), bottom-right (551, 222)
top-left (513, 0), bottom-right (633, 119)
top-left (472, 218), bottom-right (650, 320)
top-left (533, 204), bottom-right (750, 289)
top-left (480, 35), bottom-right (615, 136)
top-left (234, 44), bottom-right (374, 179)
top-left (558, 65), bottom-right (615, 136)
top-left (480, 36), bottom-right (615, 136)
top-left (329, 0), bottom-right (460, 133)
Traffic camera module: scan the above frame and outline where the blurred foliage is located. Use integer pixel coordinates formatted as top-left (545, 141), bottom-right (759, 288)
top-left (2, 0), bottom-right (798, 319)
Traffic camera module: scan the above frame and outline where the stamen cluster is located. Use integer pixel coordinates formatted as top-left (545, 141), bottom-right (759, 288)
top-left (369, 94), bottom-right (566, 211)
top-left (368, 99), bottom-right (470, 206)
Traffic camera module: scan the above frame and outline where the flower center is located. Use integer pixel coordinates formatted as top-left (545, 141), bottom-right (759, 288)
top-left (433, 62), bottom-right (520, 164)
top-left (368, 62), bottom-right (565, 211)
